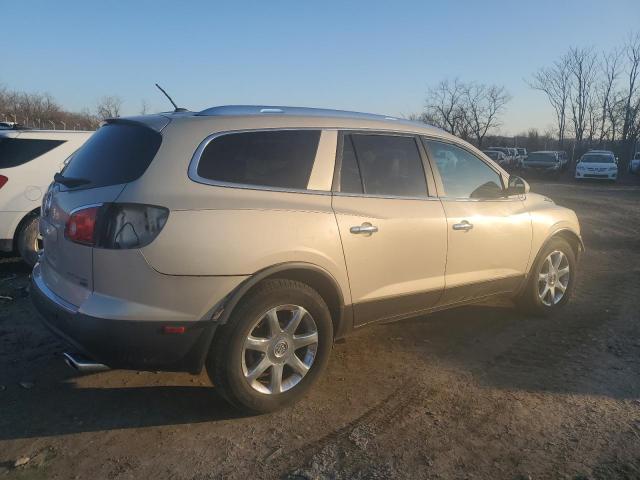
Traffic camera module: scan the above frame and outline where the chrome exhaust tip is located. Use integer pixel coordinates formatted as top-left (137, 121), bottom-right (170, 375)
top-left (63, 352), bottom-right (109, 373)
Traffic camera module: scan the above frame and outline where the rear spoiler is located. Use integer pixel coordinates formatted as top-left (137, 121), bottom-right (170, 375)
top-left (101, 115), bottom-right (171, 133)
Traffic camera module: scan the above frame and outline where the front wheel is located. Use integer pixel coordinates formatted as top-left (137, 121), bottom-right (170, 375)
top-left (517, 237), bottom-right (577, 316)
top-left (207, 279), bottom-right (333, 413)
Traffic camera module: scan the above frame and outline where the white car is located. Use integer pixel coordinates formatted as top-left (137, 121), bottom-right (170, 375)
top-left (574, 152), bottom-right (618, 182)
top-left (0, 129), bottom-right (92, 265)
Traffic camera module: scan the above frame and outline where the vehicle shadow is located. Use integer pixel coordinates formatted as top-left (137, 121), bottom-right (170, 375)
top-left (0, 377), bottom-right (247, 440)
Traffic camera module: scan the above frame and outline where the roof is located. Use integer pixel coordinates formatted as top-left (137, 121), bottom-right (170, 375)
top-left (192, 105), bottom-right (445, 135)
top-left (0, 129), bottom-right (93, 138)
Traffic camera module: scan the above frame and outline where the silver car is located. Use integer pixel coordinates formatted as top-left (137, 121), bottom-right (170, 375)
top-left (32, 106), bottom-right (583, 412)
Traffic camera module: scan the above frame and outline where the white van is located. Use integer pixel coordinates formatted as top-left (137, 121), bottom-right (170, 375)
top-left (0, 128), bottom-right (92, 265)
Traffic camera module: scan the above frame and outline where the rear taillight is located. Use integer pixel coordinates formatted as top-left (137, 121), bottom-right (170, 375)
top-left (64, 203), bottom-right (169, 248)
top-left (65, 206), bottom-right (99, 245)
top-left (0, 175), bottom-right (8, 189)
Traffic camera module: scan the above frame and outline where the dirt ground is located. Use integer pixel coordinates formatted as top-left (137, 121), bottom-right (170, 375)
top-left (1, 172), bottom-right (639, 480)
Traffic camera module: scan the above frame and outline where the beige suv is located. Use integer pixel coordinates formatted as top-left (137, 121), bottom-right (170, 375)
top-left (31, 106), bottom-right (583, 412)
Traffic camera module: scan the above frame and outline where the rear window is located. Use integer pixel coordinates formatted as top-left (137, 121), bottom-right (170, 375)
top-left (62, 123), bottom-right (161, 189)
top-left (0, 138), bottom-right (66, 168)
top-left (196, 130), bottom-right (320, 190)
top-left (528, 152), bottom-right (558, 162)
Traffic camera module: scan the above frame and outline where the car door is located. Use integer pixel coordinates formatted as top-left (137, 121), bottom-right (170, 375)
top-left (332, 132), bottom-right (447, 326)
top-left (423, 138), bottom-right (532, 305)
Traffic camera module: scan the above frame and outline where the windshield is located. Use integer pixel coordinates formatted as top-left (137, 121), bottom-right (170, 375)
top-left (580, 154), bottom-right (614, 164)
top-left (62, 122), bottom-right (161, 189)
top-left (528, 152), bottom-right (558, 163)
top-left (483, 151), bottom-right (499, 160)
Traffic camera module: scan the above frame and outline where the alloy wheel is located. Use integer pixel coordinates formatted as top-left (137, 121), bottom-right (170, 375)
top-left (242, 304), bottom-right (318, 394)
top-left (537, 250), bottom-right (570, 306)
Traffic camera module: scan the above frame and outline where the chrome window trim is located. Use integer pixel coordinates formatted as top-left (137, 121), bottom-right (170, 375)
top-left (69, 203), bottom-right (104, 215)
top-left (438, 195), bottom-right (524, 202)
top-left (332, 191), bottom-right (440, 201)
top-left (187, 128), bottom-right (332, 196)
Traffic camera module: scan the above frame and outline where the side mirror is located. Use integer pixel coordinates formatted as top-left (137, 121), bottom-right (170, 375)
top-left (505, 175), bottom-right (529, 196)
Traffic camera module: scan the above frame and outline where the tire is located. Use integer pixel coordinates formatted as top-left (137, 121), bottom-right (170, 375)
top-left (517, 237), bottom-right (577, 317)
top-left (16, 214), bottom-right (40, 268)
top-left (207, 279), bottom-right (333, 414)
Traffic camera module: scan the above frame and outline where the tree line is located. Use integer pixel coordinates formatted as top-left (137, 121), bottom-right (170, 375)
top-left (0, 86), bottom-right (126, 130)
top-left (416, 32), bottom-right (640, 161)
top-left (528, 32), bottom-right (640, 159)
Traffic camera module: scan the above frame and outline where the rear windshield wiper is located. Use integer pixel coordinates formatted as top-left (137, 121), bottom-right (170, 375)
top-left (54, 172), bottom-right (91, 188)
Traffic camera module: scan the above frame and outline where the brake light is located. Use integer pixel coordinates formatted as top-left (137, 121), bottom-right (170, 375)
top-left (65, 206), bottom-right (99, 245)
top-left (0, 175), bottom-right (8, 189)
top-left (64, 203), bottom-right (169, 248)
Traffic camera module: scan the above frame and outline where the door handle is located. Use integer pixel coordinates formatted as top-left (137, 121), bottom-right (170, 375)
top-left (350, 223), bottom-right (378, 235)
top-left (452, 221), bottom-right (473, 231)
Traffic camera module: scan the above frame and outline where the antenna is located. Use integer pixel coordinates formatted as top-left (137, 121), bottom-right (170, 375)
top-left (155, 83), bottom-right (187, 112)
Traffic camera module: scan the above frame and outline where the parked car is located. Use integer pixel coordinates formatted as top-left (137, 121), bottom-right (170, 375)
top-left (508, 148), bottom-right (522, 168)
top-left (517, 147), bottom-right (528, 162)
top-left (482, 149), bottom-right (508, 167)
top-left (555, 151), bottom-right (569, 171)
top-left (629, 151), bottom-right (640, 174)
top-left (522, 151), bottom-right (562, 176)
top-left (486, 147), bottom-right (515, 168)
top-left (31, 106), bottom-right (583, 413)
top-left (0, 129), bottom-right (92, 265)
top-left (575, 151), bottom-right (618, 181)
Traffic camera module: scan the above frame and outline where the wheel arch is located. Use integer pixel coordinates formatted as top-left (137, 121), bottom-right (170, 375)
top-left (551, 228), bottom-right (584, 260)
top-left (12, 207), bottom-right (40, 250)
top-left (521, 227), bottom-right (583, 291)
top-left (215, 262), bottom-right (353, 340)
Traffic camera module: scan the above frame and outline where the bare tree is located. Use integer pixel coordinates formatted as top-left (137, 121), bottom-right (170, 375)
top-left (596, 49), bottom-right (621, 143)
top-left (528, 56), bottom-right (571, 146)
top-left (463, 83), bottom-right (511, 148)
top-left (567, 47), bottom-right (599, 143)
top-left (0, 84), bottom-right (97, 130)
top-left (96, 95), bottom-right (123, 120)
top-left (621, 32), bottom-right (640, 153)
top-left (424, 78), bottom-right (466, 136)
top-left (140, 99), bottom-right (150, 115)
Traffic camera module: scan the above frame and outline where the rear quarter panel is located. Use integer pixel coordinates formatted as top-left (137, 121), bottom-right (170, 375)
top-left (119, 117), bottom-right (351, 304)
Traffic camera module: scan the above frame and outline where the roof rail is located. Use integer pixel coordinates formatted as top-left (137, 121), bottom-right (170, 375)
top-left (196, 105), bottom-right (400, 122)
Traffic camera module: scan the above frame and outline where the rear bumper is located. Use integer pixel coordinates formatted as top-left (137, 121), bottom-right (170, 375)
top-left (522, 165), bottom-right (560, 174)
top-left (30, 264), bottom-right (216, 373)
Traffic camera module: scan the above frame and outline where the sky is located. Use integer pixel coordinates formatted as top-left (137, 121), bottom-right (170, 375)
top-left (2, 0), bottom-right (639, 135)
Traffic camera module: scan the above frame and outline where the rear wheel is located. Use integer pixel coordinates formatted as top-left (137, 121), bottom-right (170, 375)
top-left (207, 279), bottom-right (333, 413)
top-left (517, 237), bottom-right (576, 316)
top-left (16, 214), bottom-right (41, 268)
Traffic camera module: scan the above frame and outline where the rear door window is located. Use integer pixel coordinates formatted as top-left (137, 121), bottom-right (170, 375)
top-left (196, 130), bottom-right (321, 190)
top-left (62, 122), bottom-right (162, 189)
top-left (342, 134), bottom-right (428, 197)
top-left (0, 138), bottom-right (66, 168)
